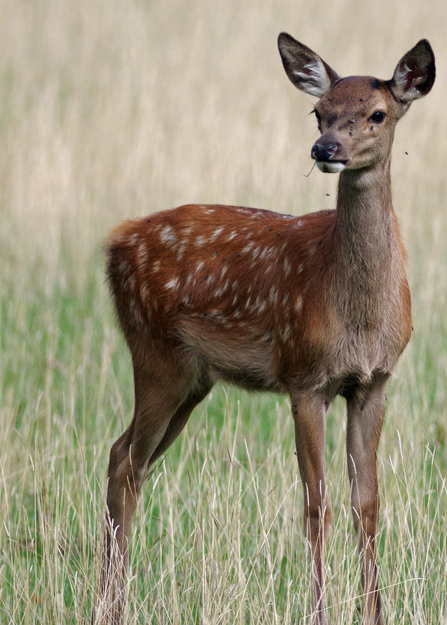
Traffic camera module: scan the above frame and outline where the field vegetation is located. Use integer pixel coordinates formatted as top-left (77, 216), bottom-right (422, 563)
top-left (1, 1), bottom-right (446, 623)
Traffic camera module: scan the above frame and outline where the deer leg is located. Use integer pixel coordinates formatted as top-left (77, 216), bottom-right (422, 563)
top-left (291, 392), bottom-right (331, 625)
top-left (346, 378), bottom-right (387, 625)
top-left (147, 377), bottom-right (213, 465)
top-left (96, 346), bottom-right (199, 625)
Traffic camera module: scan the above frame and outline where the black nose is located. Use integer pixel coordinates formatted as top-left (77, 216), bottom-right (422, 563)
top-left (311, 142), bottom-right (339, 162)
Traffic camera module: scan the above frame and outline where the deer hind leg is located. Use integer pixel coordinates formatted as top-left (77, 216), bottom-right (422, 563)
top-left (291, 392), bottom-right (331, 625)
top-left (346, 377), bottom-right (387, 625)
top-left (97, 339), bottom-right (210, 624)
top-left (148, 376), bottom-right (213, 465)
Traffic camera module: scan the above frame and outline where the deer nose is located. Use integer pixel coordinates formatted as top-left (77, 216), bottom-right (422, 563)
top-left (311, 142), bottom-right (340, 162)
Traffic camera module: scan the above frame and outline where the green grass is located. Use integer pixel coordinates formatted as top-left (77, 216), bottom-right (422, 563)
top-left (1, 1), bottom-right (446, 623)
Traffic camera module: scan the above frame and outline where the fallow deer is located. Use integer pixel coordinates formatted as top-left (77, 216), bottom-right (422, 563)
top-left (95, 34), bottom-right (435, 625)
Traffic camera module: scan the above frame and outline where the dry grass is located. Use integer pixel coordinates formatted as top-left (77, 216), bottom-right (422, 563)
top-left (0, 1), bottom-right (446, 623)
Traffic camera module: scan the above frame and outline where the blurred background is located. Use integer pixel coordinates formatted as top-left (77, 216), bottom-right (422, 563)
top-left (1, 1), bottom-right (446, 623)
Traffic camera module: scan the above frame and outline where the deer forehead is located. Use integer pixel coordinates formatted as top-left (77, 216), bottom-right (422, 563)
top-left (318, 76), bottom-right (391, 117)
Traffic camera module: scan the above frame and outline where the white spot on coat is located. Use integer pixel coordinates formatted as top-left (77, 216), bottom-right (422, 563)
top-left (210, 227), bottom-right (224, 241)
top-left (259, 246), bottom-right (275, 261)
top-left (176, 242), bottom-right (187, 261)
top-left (137, 243), bottom-right (149, 266)
top-left (140, 283), bottom-right (150, 302)
top-left (160, 225), bottom-right (177, 246)
top-left (241, 242), bottom-right (255, 254)
top-left (165, 277), bottom-right (179, 290)
top-left (295, 295), bottom-right (303, 311)
top-left (195, 235), bottom-right (207, 246)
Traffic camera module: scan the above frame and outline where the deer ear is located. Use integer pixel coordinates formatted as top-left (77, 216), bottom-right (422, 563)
top-left (278, 33), bottom-right (339, 98)
top-left (389, 39), bottom-right (436, 103)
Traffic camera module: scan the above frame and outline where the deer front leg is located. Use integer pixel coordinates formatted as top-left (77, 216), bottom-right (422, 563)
top-left (291, 392), bottom-right (331, 625)
top-left (346, 378), bottom-right (387, 625)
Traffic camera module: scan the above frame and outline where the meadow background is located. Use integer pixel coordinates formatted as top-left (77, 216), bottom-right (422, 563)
top-left (1, 1), bottom-right (446, 623)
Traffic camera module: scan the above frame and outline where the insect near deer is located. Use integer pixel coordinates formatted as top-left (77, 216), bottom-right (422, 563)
top-left (94, 33), bottom-right (435, 625)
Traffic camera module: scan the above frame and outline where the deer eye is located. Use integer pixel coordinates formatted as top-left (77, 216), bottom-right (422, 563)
top-left (370, 111), bottom-right (386, 123)
top-left (313, 109), bottom-right (322, 122)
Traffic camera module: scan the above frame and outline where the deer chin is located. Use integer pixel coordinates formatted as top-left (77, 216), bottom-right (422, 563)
top-left (316, 160), bottom-right (347, 173)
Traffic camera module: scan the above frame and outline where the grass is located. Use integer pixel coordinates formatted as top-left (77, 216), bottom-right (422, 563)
top-left (1, 0), bottom-right (446, 623)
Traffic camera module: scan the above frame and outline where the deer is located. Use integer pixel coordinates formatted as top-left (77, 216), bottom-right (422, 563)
top-left (94, 34), bottom-right (435, 625)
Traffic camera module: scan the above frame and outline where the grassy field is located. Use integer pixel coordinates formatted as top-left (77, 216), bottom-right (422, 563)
top-left (1, 1), bottom-right (446, 623)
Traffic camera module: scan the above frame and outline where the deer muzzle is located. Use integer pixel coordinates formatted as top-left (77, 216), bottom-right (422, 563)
top-left (311, 140), bottom-right (347, 173)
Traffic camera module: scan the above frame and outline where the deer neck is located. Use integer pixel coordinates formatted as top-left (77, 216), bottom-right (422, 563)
top-left (331, 158), bottom-right (403, 327)
top-left (335, 159), bottom-right (395, 254)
